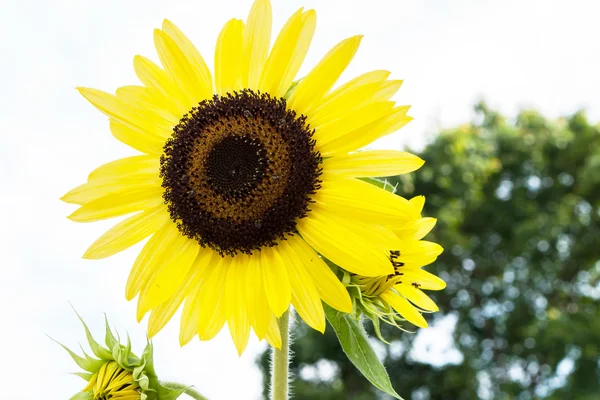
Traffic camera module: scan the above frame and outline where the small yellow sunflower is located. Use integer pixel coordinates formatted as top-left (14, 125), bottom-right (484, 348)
top-left (83, 361), bottom-right (141, 400)
top-left (55, 313), bottom-right (187, 400)
top-left (63, 0), bottom-right (423, 354)
top-left (348, 196), bottom-right (445, 337)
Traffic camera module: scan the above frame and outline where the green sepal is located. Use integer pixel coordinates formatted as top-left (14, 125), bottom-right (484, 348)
top-left (369, 315), bottom-right (388, 345)
top-left (283, 78), bottom-right (303, 100)
top-left (358, 177), bottom-right (398, 193)
top-left (324, 304), bottom-right (403, 399)
top-left (69, 391), bottom-right (93, 400)
top-left (136, 367), bottom-right (153, 400)
top-left (104, 314), bottom-right (118, 349)
top-left (71, 372), bottom-right (94, 381)
top-left (79, 345), bottom-right (106, 371)
top-left (112, 333), bottom-right (138, 369)
top-left (141, 340), bottom-right (157, 376)
top-left (49, 336), bottom-right (104, 372)
top-left (72, 306), bottom-right (113, 360)
top-left (134, 342), bottom-right (161, 400)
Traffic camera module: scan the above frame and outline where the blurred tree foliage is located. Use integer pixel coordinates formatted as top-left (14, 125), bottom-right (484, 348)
top-left (258, 104), bottom-right (600, 399)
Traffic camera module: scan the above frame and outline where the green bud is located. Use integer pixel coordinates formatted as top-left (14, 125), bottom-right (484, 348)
top-left (53, 310), bottom-right (187, 400)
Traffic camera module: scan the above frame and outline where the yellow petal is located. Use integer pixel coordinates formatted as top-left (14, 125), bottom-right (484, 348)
top-left (87, 155), bottom-right (159, 181)
top-left (133, 55), bottom-right (188, 115)
top-left (200, 304), bottom-right (227, 342)
top-left (309, 76), bottom-right (401, 129)
top-left (225, 256), bottom-right (251, 355)
top-left (408, 220), bottom-right (437, 241)
top-left (125, 221), bottom-right (180, 301)
top-left (323, 150), bottom-right (424, 178)
top-left (399, 241), bottom-right (444, 264)
top-left (224, 255), bottom-right (244, 320)
top-left (409, 195), bottom-right (426, 215)
top-left (242, 0), bottom-right (272, 88)
top-left (258, 8), bottom-right (316, 97)
top-left (414, 218), bottom-right (437, 240)
top-left (314, 101), bottom-right (395, 145)
top-left (139, 284), bottom-right (154, 323)
top-left (137, 238), bottom-right (201, 315)
top-left (396, 284), bottom-right (439, 312)
top-left (61, 176), bottom-right (162, 205)
top-left (154, 29), bottom-right (212, 106)
top-left (399, 256), bottom-right (438, 270)
top-left (265, 314), bottom-right (282, 349)
top-left (277, 240), bottom-right (325, 332)
top-left (297, 209), bottom-right (394, 277)
top-left (162, 19), bottom-right (214, 95)
top-left (393, 217), bottom-right (437, 241)
top-left (244, 252), bottom-right (270, 340)
top-left (179, 281), bottom-right (203, 345)
top-left (404, 269), bottom-right (447, 291)
top-left (319, 70), bottom-right (391, 107)
top-left (109, 120), bottom-right (165, 155)
top-left (315, 177), bottom-right (419, 223)
top-left (83, 373), bottom-right (98, 392)
top-left (374, 79), bottom-right (405, 101)
top-left (288, 35), bottom-right (362, 115)
top-left (148, 261), bottom-right (204, 338)
top-left (285, 236), bottom-right (352, 313)
top-left (197, 257), bottom-right (229, 340)
top-left (261, 247), bottom-right (291, 317)
top-left (115, 85), bottom-right (180, 128)
top-left (95, 362), bottom-right (112, 390)
top-left (319, 107), bottom-right (412, 156)
top-left (83, 206), bottom-right (169, 259)
top-left (380, 290), bottom-right (428, 328)
top-left (215, 19), bottom-right (245, 95)
top-left (68, 188), bottom-right (164, 222)
top-left (77, 87), bottom-right (173, 138)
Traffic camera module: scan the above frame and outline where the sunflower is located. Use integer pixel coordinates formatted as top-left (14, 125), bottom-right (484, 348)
top-left (347, 196), bottom-right (445, 338)
top-left (63, 0), bottom-right (423, 354)
top-left (55, 313), bottom-right (187, 400)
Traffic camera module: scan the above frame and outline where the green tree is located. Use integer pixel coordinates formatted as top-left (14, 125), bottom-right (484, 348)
top-left (258, 104), bottom-right (600, 399)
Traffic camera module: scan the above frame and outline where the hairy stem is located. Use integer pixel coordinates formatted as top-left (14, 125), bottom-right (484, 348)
top-left (272, 310), bottom-right (291, 400)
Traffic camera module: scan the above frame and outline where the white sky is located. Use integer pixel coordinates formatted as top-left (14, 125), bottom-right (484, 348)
top-left (1, 0), bottom-right (599, 399)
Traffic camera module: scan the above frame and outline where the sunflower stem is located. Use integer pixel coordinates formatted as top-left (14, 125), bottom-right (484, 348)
top-left (160, 381), bottom-right (208, 400)
top-left (272, 310), bottom-right (291, 400)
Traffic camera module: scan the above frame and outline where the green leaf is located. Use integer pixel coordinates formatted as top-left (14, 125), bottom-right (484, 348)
top-left (358, 177), bottom-right (398, 193)
top-left (324, 305), bottom-right (403, 399)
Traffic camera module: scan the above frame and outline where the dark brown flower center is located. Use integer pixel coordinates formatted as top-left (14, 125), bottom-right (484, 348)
top-left (387, 250), bottom-right (420, 287)
top-left (205, 135), bottom-right (267, 198)
top-left (160, 90), bottom-right (322, 256)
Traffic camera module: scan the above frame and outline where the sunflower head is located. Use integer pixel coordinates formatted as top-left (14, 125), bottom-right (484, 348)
top-left (63, 0), bottom-right (432, 354)
top-left (160, 89), bottom-right (322, 256)
top-left (344, 194), bottom-right (446, 342)
top-left (55, 312), bottom-right (185, 400)
top-left (81, 361), bottom-right (140, 400)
